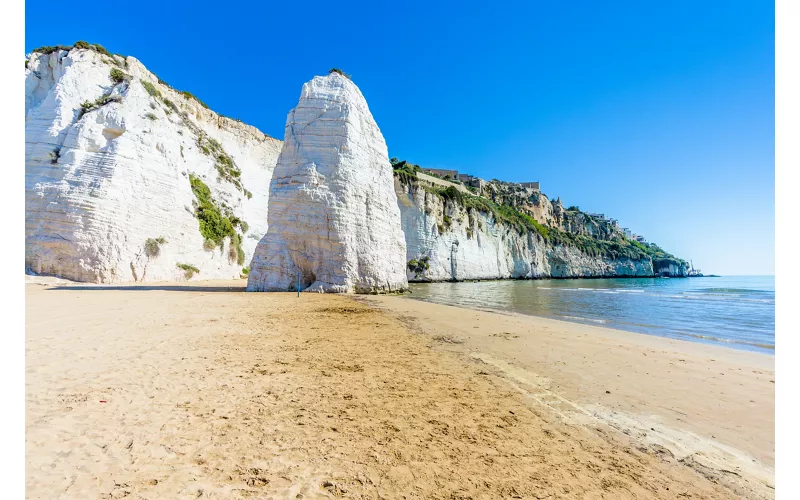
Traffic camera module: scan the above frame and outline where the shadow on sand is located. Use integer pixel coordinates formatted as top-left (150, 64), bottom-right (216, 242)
top-left (47, 285), bottom-right (247, 293)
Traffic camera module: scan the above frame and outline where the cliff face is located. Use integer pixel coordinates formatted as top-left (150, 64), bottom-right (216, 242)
top-left (247, 74), bottom-right (408, 293)
top-left (655, 262), bottom-right (689, 277)
top-left (479, 181), bottom-right (625, 241)
top-left (25, 46), bottom-right (281, 282)
top-left (25, 44), bottom-right (686, 285)
top-left (397, 180), bottom-right (656, 281)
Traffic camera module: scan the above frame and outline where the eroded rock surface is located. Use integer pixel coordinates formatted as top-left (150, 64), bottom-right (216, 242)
top-left (25, 47), bottom-right (281, 282)
top-left (396, 180), bottom-right (656, 281)
top-left (247, 74), bottom-right (408, 293)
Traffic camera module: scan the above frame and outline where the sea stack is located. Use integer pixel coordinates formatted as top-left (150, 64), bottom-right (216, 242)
top-left (247, 72), bottom-right (408, 293)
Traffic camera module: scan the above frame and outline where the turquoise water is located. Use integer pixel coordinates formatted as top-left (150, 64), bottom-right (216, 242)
top-left (408, 276), bottom-right (775, 354)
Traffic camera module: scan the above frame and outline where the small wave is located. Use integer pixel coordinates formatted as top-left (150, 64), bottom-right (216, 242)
top-left (680, 293), bottom-right (775, 304)
top-left (562, 315), bottom-right (607, 324)
top-left (697, 287), bottom-right (773, 294)
top-left (671, 331), bottom-right (774, 350)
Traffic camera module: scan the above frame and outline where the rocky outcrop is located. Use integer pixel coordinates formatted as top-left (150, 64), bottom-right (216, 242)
top-left (24, 44), bottom-right (686, 285)
top-left (478, 180), bottom-right (625, 240)
top-left (397, 180), bottom-right (657, 281)
top-left (247, 74), bottom-right (408, 293)
top-left (655, 262), bottom-right (689, 277)
top-left (25, 46), bottom-right (281, 282)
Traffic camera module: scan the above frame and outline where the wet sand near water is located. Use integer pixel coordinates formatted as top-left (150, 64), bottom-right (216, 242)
top-left (367, 295), bottom-right (775, 497)
top-left (26, 278), bottom-right (771, 499)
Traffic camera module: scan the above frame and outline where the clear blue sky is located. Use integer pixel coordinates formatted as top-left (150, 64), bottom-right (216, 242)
top-left (25, 0), bottom-right (774, 275)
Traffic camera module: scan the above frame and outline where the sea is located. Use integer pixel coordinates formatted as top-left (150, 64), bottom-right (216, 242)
top-left (408, 275), bottom-right (775, 354)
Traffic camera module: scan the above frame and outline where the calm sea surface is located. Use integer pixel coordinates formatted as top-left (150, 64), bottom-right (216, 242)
top-left (408, 276), bottom-right (775, 354)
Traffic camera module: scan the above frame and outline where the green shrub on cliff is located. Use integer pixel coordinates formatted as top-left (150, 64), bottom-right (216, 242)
top-left (141, 80), bottom-right (162, 98)
top-left (329, 68), bottom-right (352, 79)
top-left (91, 43), bottom-right (112, 56)
top-left (31, 44), bottom-right (73, 54)
top-left (189, 174), bottom-right (234, 246)
top-left (80, 94), bottom-right (122, 115)
top-left (162, 98), bottom-right (179, 113)
top-left (176, 263), bottom-right (200, 279)
top-left (188, 174), bottom-right (247, 264)
top-left (407, 256), bottom-right (430, 278)
top-left (178, 90), bottom-right (209, 109)
top-left (144, 237), bottom-right (167, 258)
top-left (195, 135), bottom-right (246, 193)
top-left (146, 74), bottom-right (209, 109)
top-left (392, 160), bottom-right (421, 185)
top-left (642, 243), bottom-right (688, 269)
top-left (33, 41), bottom-right (117, 57)
top-left (394, 158), bottom-right (686, 266)
top-left (421, 184), bottom-right (550, 240)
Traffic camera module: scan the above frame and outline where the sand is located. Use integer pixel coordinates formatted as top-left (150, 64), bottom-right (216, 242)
top-left (26, 278), bottom-right (774, 499)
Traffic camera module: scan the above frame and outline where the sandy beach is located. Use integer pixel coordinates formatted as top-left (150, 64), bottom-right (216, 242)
top-left (26, 278), bottom-right (774, 499)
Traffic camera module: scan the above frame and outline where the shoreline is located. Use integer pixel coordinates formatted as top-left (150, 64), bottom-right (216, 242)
top-left (24, 270), bottom-right (700, 286)
top-left (26, 278), bottom-right (774, 498)
top-left (407, 274), bottom-right (695, 283)
top-left (404, 294), bottom-right (776, 354)
top-left (366, 294), bottom-right (775, 492)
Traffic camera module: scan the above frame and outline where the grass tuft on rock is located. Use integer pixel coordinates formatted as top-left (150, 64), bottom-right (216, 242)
top-left (328, 68), bottom-right (352, 79)
top-left (33, 41), bottom-right (118, 58)
top-left (141, 80), bottom-right (161, 98)
top-left (80, 94), bottom-right (122, 114)
top-left (176, 263), bottom-right (199, 279)
top-left (196, 135), bottom-right (247, 193)
top-left (144, 237), bottom-right (167, 258)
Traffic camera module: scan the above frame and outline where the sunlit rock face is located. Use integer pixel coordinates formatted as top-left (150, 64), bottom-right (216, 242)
top-left (25, 47), bottom-right (281, 282)
top-left (247, 73), bottom-right (408, 293)
top-left (395, 180), bottom-right (655, 281)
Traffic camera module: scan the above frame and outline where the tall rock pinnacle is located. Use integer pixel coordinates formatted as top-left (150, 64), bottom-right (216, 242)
top-left (247, 73), bottom-right (408, 293)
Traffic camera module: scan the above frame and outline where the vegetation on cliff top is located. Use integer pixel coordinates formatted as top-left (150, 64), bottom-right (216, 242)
top-left (392, 158), bottom-right (686, 267)
top-left (143, 73), bottom-right (210, 109)
top-left (32, 41), bottom-right (115, 56)
top-left (329, 68), bottom-right (352, 79)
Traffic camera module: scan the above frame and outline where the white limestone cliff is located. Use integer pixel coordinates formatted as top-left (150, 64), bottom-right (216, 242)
top-left (24, 45), bottom-right (685, 285)
top-left (25, 46), bottom-right (281, 282)
top-left (247, 74), bottom-right (408, 293)
top-left (396, 180), bottom-right (656, 281)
